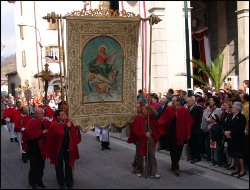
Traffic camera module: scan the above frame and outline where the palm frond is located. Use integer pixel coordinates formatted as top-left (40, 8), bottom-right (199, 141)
top-left (191, 75), bottom-right (209, 86)
top-left (210, 54), bottom-right (224, 90)
top-left (190, 58), bottom-right (212, 78)
top-left (222, 56), bottom-right (249, 82)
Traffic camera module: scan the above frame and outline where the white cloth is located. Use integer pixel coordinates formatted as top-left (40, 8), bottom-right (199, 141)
top-left (204, 36), bottom-right (211, 68)
top-left (94, 125), bottom-right (100, 137)
top-left (99, 125), bottom-right (111, 142)
top-left (6, 121), bottom-right (17, 138)
top-left (44, 116), bottom-right (53, 122)
top-left (17, 132), bottom-right (25, 153)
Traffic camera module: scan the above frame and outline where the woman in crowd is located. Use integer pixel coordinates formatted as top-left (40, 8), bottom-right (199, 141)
top-left (224, 102), bottom-right (247, 177)
top-left (201, 96), bottom-right (222, 161)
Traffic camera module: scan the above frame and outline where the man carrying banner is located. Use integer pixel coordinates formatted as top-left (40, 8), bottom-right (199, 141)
top-left (43, 109), bottom-right (81, 189)
top-left (133, 104), bottom-right (161, 179)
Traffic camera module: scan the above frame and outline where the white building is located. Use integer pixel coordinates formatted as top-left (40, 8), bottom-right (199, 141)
top-left (10, 1), bottom-right (249, 97)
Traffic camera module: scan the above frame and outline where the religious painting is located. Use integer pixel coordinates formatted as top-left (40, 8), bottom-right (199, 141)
top-left (66, 8), bottom-right (141, 129)
top-left (82, 36), bottom-right (123, 103)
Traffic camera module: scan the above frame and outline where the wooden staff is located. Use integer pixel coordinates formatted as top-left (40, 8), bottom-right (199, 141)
top-left (57, 14), bottom-right (64, 109)
top-left (60, 16), bottom-right (68, 107)
top-left (141, 18), bottom-right (146, 177)
top-left (143, 15), bottom-right (153, 178)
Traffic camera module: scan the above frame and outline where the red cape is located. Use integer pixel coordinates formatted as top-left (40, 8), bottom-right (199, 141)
top-left (42, 121), bottom-right (81, 166)
top-left (14, 114), bottom-right (31, 132)
top-left (127, 123), bottom-right (137, 144)
top-left (133, 114), bottom-right (160, 156)
top-left (2, 107), bottom-right (15, 122)
top-left (12, 108), bottom-right (22, 124)
top-left (158, 106), bottom-right (194, 145)
top-left (14, 114), bottom-right (32, 151)
top-left (23, 118), bottom-right (51, 159)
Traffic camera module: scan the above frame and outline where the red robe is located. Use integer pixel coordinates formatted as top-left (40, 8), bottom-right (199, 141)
top-left (2, 106), bottom-right (15, 122)
top-left (23, 118), bottom-right (51, 159)
top-left (14, 114), bottom-right (32, 151)
top-left (158, 106), bottom-right (194, 145)
top-left (127, 123), bottom-right (137, 144)
top-left (13, 107), bottom-right (22, 128)
top-left (133, 114), bottom-right (160, 156)
top-left (42, 121), bottom-right (81, 166)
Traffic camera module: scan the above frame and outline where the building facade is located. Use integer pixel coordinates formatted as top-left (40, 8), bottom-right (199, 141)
top-left (11, 1), bottom-right (249, 97)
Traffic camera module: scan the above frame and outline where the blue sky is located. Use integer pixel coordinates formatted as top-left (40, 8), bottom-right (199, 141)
top-left (1, 1), bottom-right (16, 57)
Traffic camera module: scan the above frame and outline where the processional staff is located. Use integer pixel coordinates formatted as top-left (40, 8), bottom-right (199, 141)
top-left (141, 14), bottom-right (162, 178)
top-left (34, 63), bottom-right (59, 105)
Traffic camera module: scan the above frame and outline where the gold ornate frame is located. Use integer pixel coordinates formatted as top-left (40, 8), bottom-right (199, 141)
top-left (66, 15), bottom-right (140, 129)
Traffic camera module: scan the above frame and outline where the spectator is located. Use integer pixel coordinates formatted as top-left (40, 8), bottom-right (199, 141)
top-left (242, 80), bottom-right (249, 95)
top-left (201, 96), bottom-right (222, 161)
top-left (240, 93), bottom-right (249, 165)
top-left (224, 102), bottom-right (246, 177)
top-left (194, 92), bottom-right (206, 111)
top-left (186, 97), bottom-right (203, 164)
top-left (209, 114), bottom-right (223, 167)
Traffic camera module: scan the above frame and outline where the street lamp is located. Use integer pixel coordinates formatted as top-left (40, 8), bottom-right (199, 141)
top-left (17, 24), bottom-right (44, 91)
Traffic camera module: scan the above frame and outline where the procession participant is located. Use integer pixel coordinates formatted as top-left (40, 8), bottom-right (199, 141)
top-left (13, 101), bottom-right (23, 142)
top-left (43, 110), bottom-right (81, 189)
top-left (28, 98), bottom-right (38, 118)
top-left (2, 100), bottom-right (17, 142)
top-left (133, 104), bottom-right (161, 179)
top-left (38, 98), bottom-right (55, 122)
top-left (127, 103), bottom-right (142, 173)
top-left (14, 107), bottom-right (31, 163)
top-left (157, 97), bottom-right (170, 150)
top-left (94, 124), bottom-right (101, 141)
top-left (158, 95), bottom-right (194, 176)
top-left (100, 124), bottom-right (111, 150)
top-left (23, 108), bottom-right (50, 189)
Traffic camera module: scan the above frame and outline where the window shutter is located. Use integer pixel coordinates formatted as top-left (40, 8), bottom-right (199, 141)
top-left (60, 46), bottom-right (64, 61)
top-left (47, 19), bottom-right (58, 30)
top-left (45, 46), bottom-right (50, 57)
top-left (20, 26), bottom-right (24, 40)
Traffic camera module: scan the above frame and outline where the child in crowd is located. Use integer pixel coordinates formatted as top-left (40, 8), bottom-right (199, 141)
top-left (209, 114), bottom-right (223, 167)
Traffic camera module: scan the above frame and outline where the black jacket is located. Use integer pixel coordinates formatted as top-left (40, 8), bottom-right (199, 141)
top-left (189, 104), bottom-right (203, 135)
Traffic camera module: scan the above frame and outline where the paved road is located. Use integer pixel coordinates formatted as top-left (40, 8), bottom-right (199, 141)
top-left (1, 126), bottom-right (249, 189)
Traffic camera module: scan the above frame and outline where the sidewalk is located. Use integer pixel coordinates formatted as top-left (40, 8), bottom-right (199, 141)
top-left (109, 131), bottom-right (249, 182)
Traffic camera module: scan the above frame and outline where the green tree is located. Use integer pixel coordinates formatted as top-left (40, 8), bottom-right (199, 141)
top-left (191, 54), bottom-right (249, 91)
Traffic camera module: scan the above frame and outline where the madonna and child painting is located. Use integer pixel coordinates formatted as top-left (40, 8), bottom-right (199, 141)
top-left (82, 36), bottom-right (123, 103)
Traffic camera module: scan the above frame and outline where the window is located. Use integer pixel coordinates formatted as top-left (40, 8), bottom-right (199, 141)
top-left (45, 46), bottom-right (63, 62)
top-left (22, 50), bottom-right (26, 67)
top-left (20, 25), bottom-right (24, 40)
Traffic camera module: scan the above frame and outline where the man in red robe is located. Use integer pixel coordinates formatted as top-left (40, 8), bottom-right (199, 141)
top-left (23, 108), bottom-right (50, 189)
top-left (13, 101), bottom-right (22, 142)
top-left (14, 106), bottom-right (31, 163)
top-left (158, 95), bottom-right (194, 176)
top-left (127, 103), bottom-right (142, 173)
top-left (2, 100), bottom-right (17, 142)
top-left (133, 105), bottom-right (161, 179)
top-left (43, 109), bottom-right (81, 189)
top-left (38, 101), bottom-right (55, 122)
